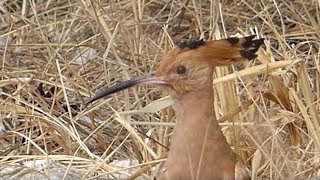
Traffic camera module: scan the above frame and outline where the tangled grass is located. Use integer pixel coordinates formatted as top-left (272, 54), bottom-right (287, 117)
top-left (0, 0), bottom-right (319, 179)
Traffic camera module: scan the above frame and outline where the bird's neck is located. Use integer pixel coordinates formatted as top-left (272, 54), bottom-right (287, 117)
top-left (172, 88), bottom-right (229, 148)
top-left (160, 87), bottom-right (236, 178)
top-left (174, 88), bottom-right (218, 128)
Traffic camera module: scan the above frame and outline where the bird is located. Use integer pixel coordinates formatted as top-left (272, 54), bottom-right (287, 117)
top-left (85, 35), bottom-right (264, 180)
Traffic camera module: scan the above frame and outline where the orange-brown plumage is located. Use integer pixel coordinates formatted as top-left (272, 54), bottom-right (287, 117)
top-left (85, 35), bottom-right (264, 180)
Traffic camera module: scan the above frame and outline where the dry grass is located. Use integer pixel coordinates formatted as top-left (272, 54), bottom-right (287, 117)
top-left (0, 0), bottom-right (319, 179)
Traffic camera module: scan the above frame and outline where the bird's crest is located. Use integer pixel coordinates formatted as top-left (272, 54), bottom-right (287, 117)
top-left (176, 35), bottom-right (264, 64)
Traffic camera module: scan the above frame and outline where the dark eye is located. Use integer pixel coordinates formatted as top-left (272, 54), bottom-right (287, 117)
top-left (176, 65), bottom-right (187, 74)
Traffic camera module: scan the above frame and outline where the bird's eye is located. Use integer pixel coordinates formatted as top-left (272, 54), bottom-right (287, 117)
top-left (176, 65), bottom-right (187, 75)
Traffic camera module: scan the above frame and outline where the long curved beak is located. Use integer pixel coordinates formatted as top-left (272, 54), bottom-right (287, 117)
top-left (84, 73), bottom-right (166, 105)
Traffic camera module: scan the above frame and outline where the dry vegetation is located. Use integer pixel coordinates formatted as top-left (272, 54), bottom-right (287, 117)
top-left (0, 0), bottom-right (319, 179)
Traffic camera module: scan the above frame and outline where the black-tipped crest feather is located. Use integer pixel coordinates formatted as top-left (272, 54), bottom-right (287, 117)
top-left (226, 37), bottom-right (240, 45)
top-left (240, 36), bottom-right (264, 60)
top-left (178, 39), bottom-right (205, 49)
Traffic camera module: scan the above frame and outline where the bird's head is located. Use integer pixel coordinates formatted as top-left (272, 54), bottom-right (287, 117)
top-left (85, 35), bottom-right (264, 105)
